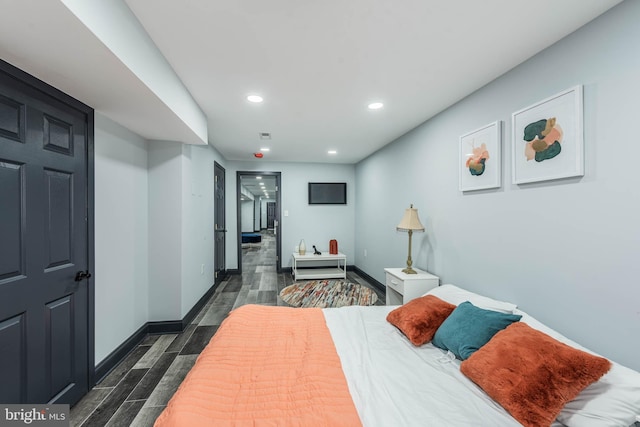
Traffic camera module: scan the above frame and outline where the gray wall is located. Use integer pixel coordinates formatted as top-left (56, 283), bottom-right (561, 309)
top-left (355, 1), bottom-right (640, 370)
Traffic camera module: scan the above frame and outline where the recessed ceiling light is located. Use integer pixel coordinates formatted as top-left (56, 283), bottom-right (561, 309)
top-left (247, 95), bottom-right (263, 103)
top-left (328, 150), bottom-right (337, 155)
top-left (260, 147), bottom-right (270, 152)
top-left (368, 102), bottom-right (384, 110)
top-left (256, 176), bottom-right (262, 180)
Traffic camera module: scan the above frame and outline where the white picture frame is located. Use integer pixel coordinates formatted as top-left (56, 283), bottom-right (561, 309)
top-left (511, 85), bottom-right (584, 184)
top-left (459, 121), bottom-right (501, 192)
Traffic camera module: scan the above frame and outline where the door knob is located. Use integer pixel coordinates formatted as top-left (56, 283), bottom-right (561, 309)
top-left (74, 270), bottom-right (92, 282)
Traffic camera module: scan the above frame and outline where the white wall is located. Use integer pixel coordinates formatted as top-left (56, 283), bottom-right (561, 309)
top-left (148, 141), bottom-right (227, 320)
top-left (254, 198), bottom-right (261, 231)
top-left (355, 0), bottom-right (640, 370)
top-left (60, 0), bottom-right (207, 144)
top-left (147, 141), bottom-right (183, 321)
top-left (226, 161), bottom-right (356, 269)
top-left (241, 200), bottom-right (254, 233)
top-left (180, 144), bottom-right (223, 317)
top-left (95, 132), bottom-right (225, 364)
top-left (94, 113), bottom-right (149, 364)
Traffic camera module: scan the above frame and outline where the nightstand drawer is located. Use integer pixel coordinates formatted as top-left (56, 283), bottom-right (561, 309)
top-left (384, 268), bottom-right (440, 305)
top-left (386, 273), bottom-right (404, 294)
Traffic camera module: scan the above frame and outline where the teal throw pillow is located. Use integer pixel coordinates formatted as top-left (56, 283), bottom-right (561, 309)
top-left (432, 301), bottom-right (522, 360)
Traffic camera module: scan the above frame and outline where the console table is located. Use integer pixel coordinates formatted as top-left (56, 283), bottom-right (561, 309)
top-left (292, 252), bottom-right (346, 281)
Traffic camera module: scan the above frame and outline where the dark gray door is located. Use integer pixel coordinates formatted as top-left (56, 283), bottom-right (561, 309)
top-left (267, 202), bottom-right (276, 229)
top-left (0, 65), bottom-right (91, 404)
top-left (214, 162), bottom-right (225, 285)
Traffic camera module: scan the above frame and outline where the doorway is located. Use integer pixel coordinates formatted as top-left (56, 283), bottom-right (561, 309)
top-left (0, 60), bottom-right (94, 404)
top-left (236, 171), bottom-right (281, 274)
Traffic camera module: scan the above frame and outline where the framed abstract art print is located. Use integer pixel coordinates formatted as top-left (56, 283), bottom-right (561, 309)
top-left (511, 85), bottom-right (584, 184)
top-left (459, 121), bottom-right (501, 192)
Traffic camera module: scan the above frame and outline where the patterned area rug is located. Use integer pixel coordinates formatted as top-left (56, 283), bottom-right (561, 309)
top-left (280, 280), bottom-right (378, 308)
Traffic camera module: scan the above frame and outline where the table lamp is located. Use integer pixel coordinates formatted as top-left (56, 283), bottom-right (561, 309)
top-left (396, 204), bottom-right (425, 274)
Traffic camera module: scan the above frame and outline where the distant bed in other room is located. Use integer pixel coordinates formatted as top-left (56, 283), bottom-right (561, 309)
top-left (241, 233), bottom-right (261, 244)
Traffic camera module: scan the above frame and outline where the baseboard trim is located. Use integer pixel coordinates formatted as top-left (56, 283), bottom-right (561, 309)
top-left (353, 266), bottom-right (385, 294)
top-left (94, 280), bottom-right (218, 385)
top-left (146, 320), bottom-right (183, 334)
top-left (94, 323), bottom-right (148, 383)
top-left (178, 281), bottom-right (219, 328)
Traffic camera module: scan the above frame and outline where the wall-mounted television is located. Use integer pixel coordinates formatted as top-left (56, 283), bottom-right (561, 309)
top-left (308, 182), bottom-right (347, 205)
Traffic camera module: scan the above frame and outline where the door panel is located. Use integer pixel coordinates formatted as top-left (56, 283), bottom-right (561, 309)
top-left (0, 93), bottom-right (25, 141)
top-left (0, 64), bottom-right (90, 405)
top-left (214, 162), bottom-right (226, 285)
top-left (46, 295), bottom-right (74, 398)
top-left (43, 114), bottom-right (74, 155)
top-left (0, 313), bottom-right (27, 403)
top-left (44, 169), bottom-right (74, 270)
top-left (0, 160), bottom-right (25, 281)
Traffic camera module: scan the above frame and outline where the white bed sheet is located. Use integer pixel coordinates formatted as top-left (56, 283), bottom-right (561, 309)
top-left (323, 305), bottom-right (531, 427)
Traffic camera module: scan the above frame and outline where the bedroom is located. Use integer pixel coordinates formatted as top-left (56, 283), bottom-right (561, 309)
top-left (0, 0), bottom-right (639, 425)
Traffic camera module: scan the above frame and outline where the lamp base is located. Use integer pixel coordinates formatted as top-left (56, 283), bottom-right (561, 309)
top-left (402, 267), bottom-right (418, 274)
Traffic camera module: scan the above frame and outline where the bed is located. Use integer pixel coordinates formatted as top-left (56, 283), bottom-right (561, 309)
top-left (154, 285), bottom-right (640, 427)
top-left (241, 233), bottom-right (262, 244)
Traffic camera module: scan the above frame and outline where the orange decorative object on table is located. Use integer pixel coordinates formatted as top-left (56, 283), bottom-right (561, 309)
top-left (329, 239), bottom-right (338, 254)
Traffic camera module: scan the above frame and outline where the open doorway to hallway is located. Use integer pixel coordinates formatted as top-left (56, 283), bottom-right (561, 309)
top-left (236, 172), bottom-right (281, 276)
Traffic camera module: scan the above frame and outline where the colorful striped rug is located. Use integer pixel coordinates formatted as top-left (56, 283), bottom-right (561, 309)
top-left (280, 280), bottom-right (378, 308)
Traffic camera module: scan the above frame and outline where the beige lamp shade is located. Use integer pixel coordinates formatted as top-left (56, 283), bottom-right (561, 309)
top-left (396, 205), bottom-right (425, 232)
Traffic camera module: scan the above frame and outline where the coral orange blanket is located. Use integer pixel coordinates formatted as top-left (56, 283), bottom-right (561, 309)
top-left (154, 305), bottom-right (362, 427)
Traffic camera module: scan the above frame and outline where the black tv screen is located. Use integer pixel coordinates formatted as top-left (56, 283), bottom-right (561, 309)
top-left (308, 182), bottom-right (347, 205)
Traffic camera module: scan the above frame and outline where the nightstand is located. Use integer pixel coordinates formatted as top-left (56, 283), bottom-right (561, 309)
top-left (384, 268), bottom-right (439, 305)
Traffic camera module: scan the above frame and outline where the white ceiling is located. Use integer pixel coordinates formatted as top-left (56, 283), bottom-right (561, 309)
top-left (0, 0), bottom-right (622, 164)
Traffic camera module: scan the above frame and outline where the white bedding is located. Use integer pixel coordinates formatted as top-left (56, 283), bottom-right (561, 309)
top-left (324, 305), bottom-right (530, 426)
top-left (323, 300), bottom-right (640, 427)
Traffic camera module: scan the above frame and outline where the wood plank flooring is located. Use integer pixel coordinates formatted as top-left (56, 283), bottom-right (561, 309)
top-left (70, 231), bottom-right (384, 427)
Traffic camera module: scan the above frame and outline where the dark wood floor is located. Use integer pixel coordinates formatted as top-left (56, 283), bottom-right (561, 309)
top-left (70, 231), bottom-right (384, 427)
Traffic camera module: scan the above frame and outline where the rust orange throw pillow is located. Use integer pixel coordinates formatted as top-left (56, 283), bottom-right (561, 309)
top-left (386, 295), bottom-right (456, 346)
top-left (460, 322), bottom-right (611, 427)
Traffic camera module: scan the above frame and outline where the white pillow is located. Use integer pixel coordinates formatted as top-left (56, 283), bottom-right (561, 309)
top-left (424, 284), bottom-right (517, 313)
top-left (514, 309), bottom-right (640, 427)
